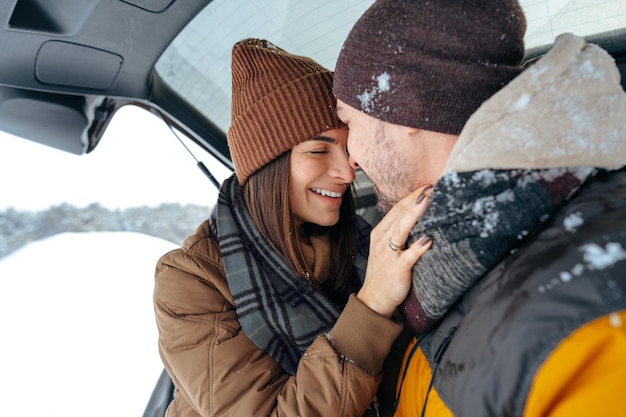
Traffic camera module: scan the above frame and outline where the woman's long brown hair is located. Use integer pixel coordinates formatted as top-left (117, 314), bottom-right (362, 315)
top-left (243, 151), bottom-right (357, 306)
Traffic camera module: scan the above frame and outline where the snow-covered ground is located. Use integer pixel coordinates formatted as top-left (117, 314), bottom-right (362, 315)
top-left (0, 231), bottom-right (178, 417)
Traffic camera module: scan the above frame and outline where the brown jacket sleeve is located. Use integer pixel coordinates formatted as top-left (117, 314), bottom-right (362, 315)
top-left (153, 220), bottom-right (404, 417)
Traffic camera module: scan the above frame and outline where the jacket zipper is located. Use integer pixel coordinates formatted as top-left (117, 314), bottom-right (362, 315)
top-left (419, 326), bottom-right (457, 417)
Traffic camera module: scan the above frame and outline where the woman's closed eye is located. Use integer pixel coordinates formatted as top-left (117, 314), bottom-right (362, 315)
top-left (309, 149), bottom-right (329, 155)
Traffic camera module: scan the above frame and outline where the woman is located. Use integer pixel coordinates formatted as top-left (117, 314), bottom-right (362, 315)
top-left (153, 38), bottom-right (432, 417)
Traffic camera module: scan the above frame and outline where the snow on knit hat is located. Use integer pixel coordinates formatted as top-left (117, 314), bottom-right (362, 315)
top-left (227, 38), bottom-right (343, 185)
top-left (334, 0), bottom-right (527, 135)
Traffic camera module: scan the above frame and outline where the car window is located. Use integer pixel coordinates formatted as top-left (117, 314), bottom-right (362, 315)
top-left (522, 0), bottom-right (626, 49)
top-left (154, 0), bottom-right (375, 134)
top-left (154, 0), bottom-right (626, 139)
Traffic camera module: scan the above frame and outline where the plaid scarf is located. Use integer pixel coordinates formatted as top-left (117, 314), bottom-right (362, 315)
top-left (402, 166), bottom-right (596, 336)
top-left (213, 175), bottom-right (370, 375)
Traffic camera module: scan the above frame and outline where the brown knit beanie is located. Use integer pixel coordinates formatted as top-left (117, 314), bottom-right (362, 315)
top-left (227, 38), bottom-right (343, 185)
top-left (334, 0), bottom-right (527, 135)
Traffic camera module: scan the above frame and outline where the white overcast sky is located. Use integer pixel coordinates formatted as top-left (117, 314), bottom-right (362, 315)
top-left (0, 105), bottom-right (231, 211)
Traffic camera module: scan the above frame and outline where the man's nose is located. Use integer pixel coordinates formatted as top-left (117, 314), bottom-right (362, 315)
top-left (332, 153), bottom-right (356, 184)
top-left (348, 155), bottom-right (360, 169)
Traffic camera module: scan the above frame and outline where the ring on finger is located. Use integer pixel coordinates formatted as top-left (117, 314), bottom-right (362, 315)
top-left (388, 238), bottom-right (401, 252)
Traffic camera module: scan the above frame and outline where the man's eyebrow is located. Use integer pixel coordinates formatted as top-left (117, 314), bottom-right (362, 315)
top-left (307, 135), bottom-right (338, 144)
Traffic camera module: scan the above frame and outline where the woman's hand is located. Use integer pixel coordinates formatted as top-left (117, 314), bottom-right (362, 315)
top-left (357, 185), bottom-right (433, 318)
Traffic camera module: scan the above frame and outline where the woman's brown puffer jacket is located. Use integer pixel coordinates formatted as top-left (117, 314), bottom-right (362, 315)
top-left (154, 219), bottom-right (410, 417)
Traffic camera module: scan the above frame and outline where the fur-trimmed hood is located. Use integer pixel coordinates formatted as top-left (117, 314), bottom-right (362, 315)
top-left (447, 33), bottom-right (626, 173)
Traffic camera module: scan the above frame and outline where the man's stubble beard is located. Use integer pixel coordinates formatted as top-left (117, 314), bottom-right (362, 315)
top-left (374, 183), bottom-right (396, 215)
top-left (368, 121), bottom-right (415, 215)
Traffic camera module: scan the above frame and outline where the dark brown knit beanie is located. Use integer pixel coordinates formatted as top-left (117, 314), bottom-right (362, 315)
top-left (334, 0), bottom-right (527, 135)
top-left (227, 38), bottom-right (343, 185)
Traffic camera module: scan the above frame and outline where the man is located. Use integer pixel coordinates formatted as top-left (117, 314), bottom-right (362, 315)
top-left (333, 0), bottom-right (626, 416)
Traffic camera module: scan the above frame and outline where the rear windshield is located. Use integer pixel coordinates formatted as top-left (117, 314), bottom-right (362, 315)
top-left (155, 0), bottom-right (626, 134)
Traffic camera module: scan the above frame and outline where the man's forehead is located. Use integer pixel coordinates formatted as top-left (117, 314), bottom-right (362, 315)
top-left (335, 100), bottom-right (348, 120)
top-left (336, 99), bottom-right (357, 118)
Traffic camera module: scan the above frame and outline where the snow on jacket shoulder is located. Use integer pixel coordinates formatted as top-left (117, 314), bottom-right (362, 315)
top-left (154, 219), bottom-right (407, 417)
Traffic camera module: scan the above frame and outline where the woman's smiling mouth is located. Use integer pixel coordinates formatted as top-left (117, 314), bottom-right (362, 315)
top-left (311, 188), bottom-right (343, 198)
